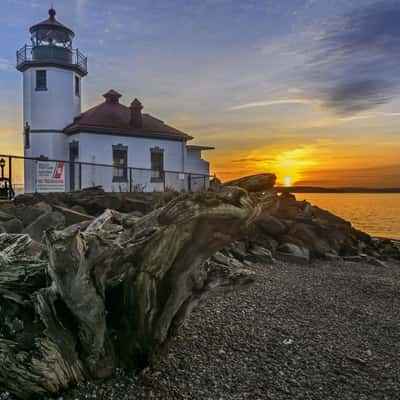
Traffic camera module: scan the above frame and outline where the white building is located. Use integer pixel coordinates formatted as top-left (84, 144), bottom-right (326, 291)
top-left (16, 8), bottom-right (213, 193)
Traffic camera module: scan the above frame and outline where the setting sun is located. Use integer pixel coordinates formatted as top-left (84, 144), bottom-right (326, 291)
top-left (283, 177), bottom-right (292, 187)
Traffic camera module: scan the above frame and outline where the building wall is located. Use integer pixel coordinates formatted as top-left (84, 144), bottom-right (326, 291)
top-left (68, 132), bottom-right (188, 192)
top-left (186, 148), bottom-right (210, 175)
top-left (186, 148), bottom-right (211, 191)
top-left (23, 66), bottom-right (82, 160)
top-left (22, 66), bottom-right (83, 192)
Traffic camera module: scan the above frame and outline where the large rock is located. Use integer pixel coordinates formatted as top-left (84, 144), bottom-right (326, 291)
top-left (256, 214), bottom-right (287, 236)
top-left (276, 242), bottom-right (310, 265)
top-left (16, 202), bottom-right (52, 227)
top-left (23, 211), bottom-right (66, 242)
top-left (1, 218), bottom-right (24, 234)
top-left (246, 245), bottom-right (273, 264)
top-left (274, 196), bottom-right (313, 221)
top-left (120, 198), bottom-right (149, 214)
top-left (74, 194), bottom-right (123, 215)
top-left (224, 173), bottom-right (276, 192)
top-left (0, 210), bottom-right (14, 222)
top-left (288, 223), bottom-right (331, 257)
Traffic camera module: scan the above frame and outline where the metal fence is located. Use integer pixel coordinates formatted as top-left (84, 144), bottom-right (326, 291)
top-left (0, 154), bottom-right (211, 195)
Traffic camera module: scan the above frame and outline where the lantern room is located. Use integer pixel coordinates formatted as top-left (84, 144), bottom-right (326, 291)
top-left (30, 8), bottom-right (74, 64)
top-left (16, 8), bottom-right (87, 76)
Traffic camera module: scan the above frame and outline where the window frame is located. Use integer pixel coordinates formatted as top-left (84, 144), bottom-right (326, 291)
top-left (112, 144), bottom-right (128, 183)
top-left (24, 122), bottom-right (30, 149)
top-left (75, 76), bottom-right (80, 97)
top-left (150, 147), bottom-right (164, 182)
top-left (35, 70), bottom-right (47, 91)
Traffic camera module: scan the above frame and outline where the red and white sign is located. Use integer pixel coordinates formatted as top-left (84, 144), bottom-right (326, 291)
top-left (36, 161), bottom-right (66, 192)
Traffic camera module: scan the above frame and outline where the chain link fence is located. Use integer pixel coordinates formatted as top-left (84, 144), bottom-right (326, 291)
top-left (0, 154), bottom-right (211, 195)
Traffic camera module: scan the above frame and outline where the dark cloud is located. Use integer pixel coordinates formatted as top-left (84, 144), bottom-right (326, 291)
top-left (309, 1), bottom-right (400, 115)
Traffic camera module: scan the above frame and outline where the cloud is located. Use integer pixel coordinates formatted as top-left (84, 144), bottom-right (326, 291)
top-left (228, 98), bottom-right (320, 111)
top-left (309, 1), bottom-right (400, 115)
top-left (340, 110), bottom-right (400, 122)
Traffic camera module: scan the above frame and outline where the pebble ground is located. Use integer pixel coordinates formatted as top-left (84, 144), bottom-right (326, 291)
top-left (2, 259), bottom-right (400, 400)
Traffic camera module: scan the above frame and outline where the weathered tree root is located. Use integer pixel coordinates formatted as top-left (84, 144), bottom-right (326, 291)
top-left (0, 188), bottom-right (276, 399)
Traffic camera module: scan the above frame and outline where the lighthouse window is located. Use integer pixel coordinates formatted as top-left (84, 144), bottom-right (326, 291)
top-left (35, 70), bottom-right (47, 91)
top-left (112, 145), bottom-right (128, 182)
top-left (24, 122), bottom-right (30, 149)
top-left (75, 76), bottom-right (80, 97)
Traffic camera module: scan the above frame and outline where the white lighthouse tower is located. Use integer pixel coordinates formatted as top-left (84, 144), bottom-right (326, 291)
top-left (16, 8), bottom-right (87, 192)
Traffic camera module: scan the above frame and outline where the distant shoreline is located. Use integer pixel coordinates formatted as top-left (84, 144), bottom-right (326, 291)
top-left (276, 186), bottom-right (400, 194)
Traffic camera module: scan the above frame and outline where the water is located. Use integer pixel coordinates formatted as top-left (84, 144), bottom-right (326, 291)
top-left (295, 193), bottom-right (400, 240)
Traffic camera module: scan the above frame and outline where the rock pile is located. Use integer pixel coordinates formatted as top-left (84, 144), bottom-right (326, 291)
top-left (0, 187), bottom-right (179, 241)
top-left (1, 184), bottom-right (398, 269)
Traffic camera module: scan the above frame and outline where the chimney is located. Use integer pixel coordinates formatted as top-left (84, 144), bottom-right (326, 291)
top-left (103, 89), bottom-right (122, 104)
top-left (130, 98), bottom-right (143, 128)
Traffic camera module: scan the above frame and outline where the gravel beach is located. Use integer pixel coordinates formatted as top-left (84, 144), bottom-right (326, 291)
top-left (3, 258), bottom-right (398, 400)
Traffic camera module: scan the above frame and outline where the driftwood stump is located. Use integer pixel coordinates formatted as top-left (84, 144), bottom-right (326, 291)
top-left (0, 188), bottom-right (276, 399)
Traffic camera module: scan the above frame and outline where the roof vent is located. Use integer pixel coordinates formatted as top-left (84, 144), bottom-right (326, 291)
top-left (130, 98), bottom-right (143, 129)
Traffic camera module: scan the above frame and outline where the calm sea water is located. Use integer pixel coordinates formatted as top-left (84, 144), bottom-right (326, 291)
top-left (295, 193), bottom-right (400, 240)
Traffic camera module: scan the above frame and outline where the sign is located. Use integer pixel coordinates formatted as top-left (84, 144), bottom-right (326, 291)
top-left (36, 161), bottom-right (65, 192)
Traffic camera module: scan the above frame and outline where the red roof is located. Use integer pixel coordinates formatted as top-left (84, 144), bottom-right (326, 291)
top-left (64, 90), bottom-right (193, 141)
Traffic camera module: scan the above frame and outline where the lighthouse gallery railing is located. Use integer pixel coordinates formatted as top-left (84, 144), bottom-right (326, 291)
top-left (16, 45), bottom-right (88, 74)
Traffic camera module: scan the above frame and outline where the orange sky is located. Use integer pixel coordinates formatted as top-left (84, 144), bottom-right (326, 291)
top-left (2, 1), bottom-right (400, 189)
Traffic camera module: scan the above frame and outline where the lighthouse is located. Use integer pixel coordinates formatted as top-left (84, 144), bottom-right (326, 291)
top-left (16, 8), bottom-right (87, 192)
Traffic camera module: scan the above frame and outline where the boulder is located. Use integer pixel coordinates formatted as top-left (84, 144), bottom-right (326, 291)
top-left (289, 223), bottom-right (331, 257)
top-left (276, 243), bottom-right (310, 265)
top-left (229, 241), bottom-right (248, 261)
top-left (0, 210), bottom-right (14, 222)
top-left (77, 194), bottom-right (123, 215)
top-left (16, 202), bottom-right (52, 227)
top-left (262, 235), bottom-right (279, 253)
top-left (311, 205), bottom-right (351, 228)
top-left (2, 218), bottom-right (24, 234)
top-left (277, 234), bottom-right (306, 249)
top-left (23, 211), bottom-right (66, 242)
top-left (212, 251), bottom-right (230, 266)
top-left (246, 245), bottom-right (273, 264)
top-left (256, 214), bottom-right (287, 236)
top-left (120, 197), bottom-right (149, 214)
top-left (224, 173), bottom-right (276, 192)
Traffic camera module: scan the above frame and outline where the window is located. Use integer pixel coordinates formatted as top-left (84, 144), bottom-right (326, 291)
top-left (75, 76), bottom-right (80, 97)
top-left (35, 70), bottom-right (47, 91)
top-left (24, 122), bottom-right (30, 149)
top-left (150, 147), bottom-right (164, 182)
top-left (113, 145), bottom-right (128, 182)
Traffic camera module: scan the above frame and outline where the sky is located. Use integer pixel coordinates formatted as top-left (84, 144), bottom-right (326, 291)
top-left (1, 0), bottom-right (400, 187)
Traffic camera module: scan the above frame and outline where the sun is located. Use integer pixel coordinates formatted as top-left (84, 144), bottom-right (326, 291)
top-left (283, 177), bottom-right (292, 187)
